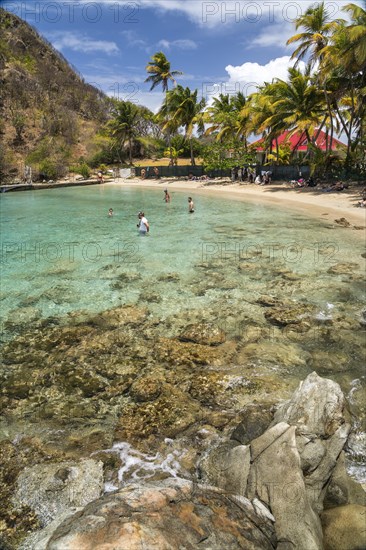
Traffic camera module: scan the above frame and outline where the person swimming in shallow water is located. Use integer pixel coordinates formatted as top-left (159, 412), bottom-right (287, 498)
top-left (188, 197), bottom-right (194, 213)
top-left (164, 189), bottom-right (171, 203)
top-left (137, 211), bottom-right (149, 234)
top-left (108, 208), bottom-right (114, 217)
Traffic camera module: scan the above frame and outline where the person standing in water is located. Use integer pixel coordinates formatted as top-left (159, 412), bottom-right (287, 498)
top-left (188, 197), bottom-right (194, 213)
top-left (108, 208), bottom-right (114, 217)
top-left (164, 189), bottom-right (171, 203)
top-left (137, 211), bottom-right (149, 235)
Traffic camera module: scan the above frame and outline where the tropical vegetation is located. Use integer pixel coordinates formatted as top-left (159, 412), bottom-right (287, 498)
top-left (2, 2), bottom-right (365, 181)
top-left (104, 1), bottom-right (365, 176)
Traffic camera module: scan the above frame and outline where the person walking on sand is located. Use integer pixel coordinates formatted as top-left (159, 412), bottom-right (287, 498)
top-left (137, 211), bottom-right (149, 235)
top-left (188, 197), bottom-right (195, 213)
top-left (164, 189), bottom-right (171, 203)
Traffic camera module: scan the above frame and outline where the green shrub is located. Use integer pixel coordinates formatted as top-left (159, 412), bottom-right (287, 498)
top-left (38, 159), bottom-right (58, 180)
top-left (78, 163), bottom-right (90, 179)
top-left (69, 162), bottom-right (90, 179)
top-left (88, 148), bottom-right (117, 168)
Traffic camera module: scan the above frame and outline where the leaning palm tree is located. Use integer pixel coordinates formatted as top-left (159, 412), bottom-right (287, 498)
top-left (145, 52), bottom-right (182, 163)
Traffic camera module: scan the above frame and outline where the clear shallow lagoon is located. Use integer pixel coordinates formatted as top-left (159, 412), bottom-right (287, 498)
top-left (1, 185), bottom-right (365, 480)
top-left (1, 185), bottom-right (365, 325)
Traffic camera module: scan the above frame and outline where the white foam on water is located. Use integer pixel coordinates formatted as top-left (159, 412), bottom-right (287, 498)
top-left (346, 431), bottom-right (366, 485)
top-left (315, 302), bottom-right (335, 321)
top-left (345, 380), bottom-right (366, 483)
top-left (96, 441), bottom-right (184, 493)
top-left (348, 378), bottom-right (363, 404)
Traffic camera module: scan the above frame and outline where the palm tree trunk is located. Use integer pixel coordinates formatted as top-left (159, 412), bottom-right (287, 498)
top-left (165, 90), bottom-right (174, 166)
top-left (190, 138), bottom-right (195, 166)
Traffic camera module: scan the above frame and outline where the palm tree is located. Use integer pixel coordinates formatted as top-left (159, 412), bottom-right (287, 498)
top-left (163, 146), bottom-right (184, 165)
top-left (108, 100), bottom-right (140, 165)
top-left (161, 85), bottom-right (206, 165)
top-left (341, 3), bottom-right (366, 71)
top-left (205, 92), bottom-right (248, 145)
top-left (249, 68), bottom-right (327, 165)
top-left (286, 1), bottom-right (342, 69)
top-left (287, 2), bottom-right (344, 154)
top-left (266, 145), bottom-right (292, 165)
top-left (318, 3), bottom-right (366, 168)
top-left (145, 52), bottom-right (182, 163)
top-left (145, 51), bottom-right (182, 92)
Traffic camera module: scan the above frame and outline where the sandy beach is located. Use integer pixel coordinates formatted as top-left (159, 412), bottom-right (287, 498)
top-left (107, 178), bottom-right (366, 228)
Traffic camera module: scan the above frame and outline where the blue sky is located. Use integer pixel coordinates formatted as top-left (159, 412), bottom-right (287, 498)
top-left (4, 1), bottom-right (363, 112)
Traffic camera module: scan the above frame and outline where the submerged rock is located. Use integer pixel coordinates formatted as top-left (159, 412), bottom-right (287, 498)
top-left (85, 305), bottom-right (148, 329)
top-left (157, 272), bottom-right (180, 282)
top-left (5, 306), bottom-right (42, 330)
top-left (13, 459), bottom-right (104, 527)
top-left (264, 303), bottom-right (315, 327)
top-left (130, 375), bottom-right (162, 402)
top-left (256, 295), bottom-right (283, 307)
top-left (178, 323), bottom-right (226, 346)
top-left (114, 384), bottom-right (201, 445)
top-left (327, 262), bottom-right (360, 275)
top-left (231, 404), bottom-right (273, 445)
top-left (334, 217), bottom-right (351, 227)
top-left (237, 340), bottom-right (309, 368)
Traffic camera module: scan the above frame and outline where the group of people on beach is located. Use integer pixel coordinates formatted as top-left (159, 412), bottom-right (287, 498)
top-left (231, 166), bottom-right (267, 183)
top-left (140, 167), bottom-right (160, 179)
top-left (108, 190), bottom-right (194, 235)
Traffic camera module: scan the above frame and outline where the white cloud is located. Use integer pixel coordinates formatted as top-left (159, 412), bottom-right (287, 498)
top-left (200, 56), bottom-right (306, 106)
top-left (225, 56), bottom-right (306, 91)
top-left (48, 31), bottom-right (119, 54)
top-left (248, 22), bottom-right (294, 50)
top-left (157, 39), bottom-right (197, 50)
top-left (157, 39), bottom-right (170, 50)
top-left (120, 30), bottom-right (148, 49)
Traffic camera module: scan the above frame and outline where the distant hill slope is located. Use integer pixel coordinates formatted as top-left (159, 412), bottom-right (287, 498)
top-left (0, 7), bottom-right (111, 183)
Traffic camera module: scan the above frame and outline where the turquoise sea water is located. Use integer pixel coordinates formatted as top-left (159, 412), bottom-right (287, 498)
top-left (1, 185), bottom-right (365, 480)
top-left (1, 185), bottom-right (365, 326)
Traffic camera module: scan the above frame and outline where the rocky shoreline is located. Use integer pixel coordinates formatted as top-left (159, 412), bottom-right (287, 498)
top-left (0, 302), bottom-right (365, 549)
top-left (10, 373), bottom-right (366, 550)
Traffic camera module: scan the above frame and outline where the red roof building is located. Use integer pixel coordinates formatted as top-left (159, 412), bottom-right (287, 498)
top-left (251, 129), bottom-right (345, 154)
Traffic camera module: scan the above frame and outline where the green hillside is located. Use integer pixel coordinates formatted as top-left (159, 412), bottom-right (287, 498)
top-left (0, 8), bottom-right (111, 183)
